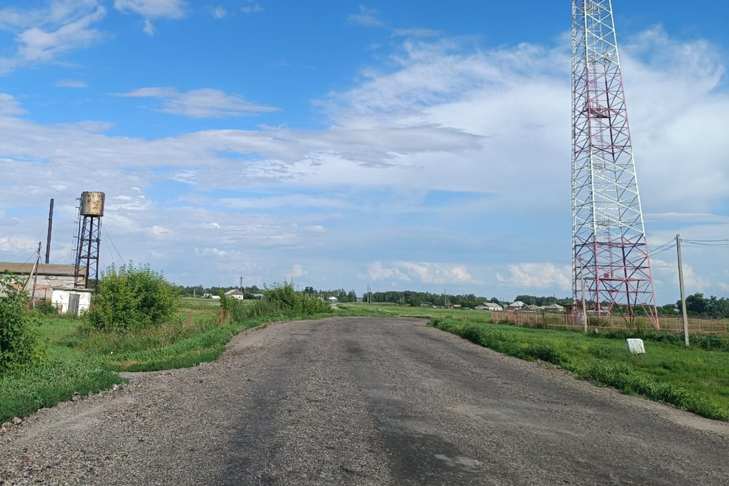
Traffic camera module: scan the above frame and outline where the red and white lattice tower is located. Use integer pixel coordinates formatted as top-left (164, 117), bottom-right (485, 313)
top-left (571, 0), bottom-right (659, 327)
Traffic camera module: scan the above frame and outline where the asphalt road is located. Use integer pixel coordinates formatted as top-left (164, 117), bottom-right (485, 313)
top-left (2, 317), bottom-right (728, 485)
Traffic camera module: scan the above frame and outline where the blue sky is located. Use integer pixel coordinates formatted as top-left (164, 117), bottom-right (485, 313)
top-left (1, 0), bottom-right (728, 303)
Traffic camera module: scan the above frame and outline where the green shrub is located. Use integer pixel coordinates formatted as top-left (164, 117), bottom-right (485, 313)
top-left (230, 283), bottom-right (331, 322)
top-left (86, 264), bottom-right (179, 332)
top-left (0, 275), bottom-right (41, 372)
top-left (33, 299), bottom-right (59, 316)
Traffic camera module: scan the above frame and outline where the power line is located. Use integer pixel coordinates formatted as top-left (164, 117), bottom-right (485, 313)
top-left (104, 228), bottom-right (125, 265)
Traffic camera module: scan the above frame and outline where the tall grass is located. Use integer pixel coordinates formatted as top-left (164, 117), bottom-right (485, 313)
top-left (431, 317), bottom-right (729, 421)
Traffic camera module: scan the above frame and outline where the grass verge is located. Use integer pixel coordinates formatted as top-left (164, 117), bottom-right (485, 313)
top-left (431, 317), bottom-right (729, 421)
top-left (0, 293), bottom-right (333, 423)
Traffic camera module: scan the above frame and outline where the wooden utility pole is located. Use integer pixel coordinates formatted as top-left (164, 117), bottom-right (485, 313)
top-left (29, 242), bottom-right (42, 308)
top-left (676, 234), bottom-right (690, 347)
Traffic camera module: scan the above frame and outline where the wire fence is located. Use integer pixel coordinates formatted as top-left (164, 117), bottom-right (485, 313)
top-left (491, 311), bottom-right (729, 336)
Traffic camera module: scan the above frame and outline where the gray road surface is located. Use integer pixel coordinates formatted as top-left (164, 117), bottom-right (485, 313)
top-left (1, 317), bottom-right (728, 485)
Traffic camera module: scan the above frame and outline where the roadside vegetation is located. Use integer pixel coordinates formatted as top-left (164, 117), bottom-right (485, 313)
top-left (0, 268), bottom-right (332, 423)
top-left (431, 317), bottom-right (729, 421)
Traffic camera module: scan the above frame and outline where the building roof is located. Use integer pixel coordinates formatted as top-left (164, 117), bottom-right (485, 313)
top-left (224, 289), bottom-right (244, 296)
top-left (0, 262), bottom-right (79, 277)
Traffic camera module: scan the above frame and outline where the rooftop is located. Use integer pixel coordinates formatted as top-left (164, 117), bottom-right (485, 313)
top-left (0, 262), bottom-right (78, 277)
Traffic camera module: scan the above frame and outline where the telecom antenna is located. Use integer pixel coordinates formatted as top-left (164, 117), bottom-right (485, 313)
top-left (570, 0), bottom-right (659, 327)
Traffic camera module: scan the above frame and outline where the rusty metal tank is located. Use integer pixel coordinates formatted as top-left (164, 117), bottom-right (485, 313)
top-left (80, 192), bottom-right (105, 217)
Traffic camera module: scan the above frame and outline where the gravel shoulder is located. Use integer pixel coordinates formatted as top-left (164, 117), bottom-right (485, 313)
top-left (1, 317), bottom-right (728, 485)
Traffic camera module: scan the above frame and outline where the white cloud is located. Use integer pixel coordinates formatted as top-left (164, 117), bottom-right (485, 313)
top-left (55, 79), bottom-right (88, 88)
top-left (240, 2), bottom-right (263, 15)
top-left (0, 1), bottom-right (105, 73)
top-left (0, 236), bottom-right (38, 253)
top-left (119, 87), bottom-right (278, 118)
top-left (148, 225), bottom-right (172, 238)
top-left (113, 0), bottom-right (185, 18)
top-left (114, 0), bottom-right (185, 35)
top-left (496, 263), bottom-right (572, 291)
top-left (348, 5), bottom-right (384, 28)
top-left (212, 6), bottom-right (227, 19)
top-left (0, 93), bottom-right (25, 116)
top-left (368, 261), bottom-right (476, 285)
top-left (286, 263), bottom-right (306, 281)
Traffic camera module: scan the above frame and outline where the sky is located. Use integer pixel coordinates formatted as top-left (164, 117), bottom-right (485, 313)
top-left (0, 0), bottom-right (728, 303)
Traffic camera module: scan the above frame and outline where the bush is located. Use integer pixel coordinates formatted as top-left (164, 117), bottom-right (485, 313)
top-left (86, 264), bottom-right (179, 332)
top-left (34, 299), bottom-right (59, 316)
top-left (0, 275), bottom-right (40, 372)
top-left (230, 283), bottom-right (331, 322)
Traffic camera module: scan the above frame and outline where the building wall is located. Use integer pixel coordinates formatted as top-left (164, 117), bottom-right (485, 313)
top-left (51, 290), bottom-right (92, 316)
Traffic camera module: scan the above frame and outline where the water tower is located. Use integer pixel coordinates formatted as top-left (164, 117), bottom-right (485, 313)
top-left (74, 192), bottom-right (105, 289)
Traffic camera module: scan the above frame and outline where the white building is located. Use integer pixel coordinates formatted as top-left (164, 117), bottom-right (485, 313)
top-left (51, 289), bottom-right (93, 316)
top-left (479, 302), bottom-right (503, 312)
top-left (542, 303), bottom-right (566, 313)
top-left (508, 301), bottom-right (526, 310)
top-left (224, 289), bottom-right (246, 300)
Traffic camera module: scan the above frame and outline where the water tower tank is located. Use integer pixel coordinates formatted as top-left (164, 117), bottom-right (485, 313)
top-left (80, 192), bottom-right (105, 217)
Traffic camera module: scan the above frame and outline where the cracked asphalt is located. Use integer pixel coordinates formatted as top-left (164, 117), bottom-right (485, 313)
top-left (2, 317), bottom-right (728, 485)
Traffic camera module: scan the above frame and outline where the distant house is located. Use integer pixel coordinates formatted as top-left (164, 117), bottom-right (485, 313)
top-left (224, 289), bottom-right (246, 301)
top-left (524, 304), bottom-right (541, 312)
top-left (477, 302), bottom-right (503, 312)
top-left (542, 303), bottom-right (565, 313)
top-left (508, 301), bottom-right (526, 310)
top-left (327, 296), bottom-right (338, 303)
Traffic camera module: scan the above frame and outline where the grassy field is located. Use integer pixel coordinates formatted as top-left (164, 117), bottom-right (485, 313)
top-left (338, 302), bottom-right (492, 322)
top-left (0, 297), bottom-right (331, 423)
top-left (430, 316), bottom-right (729, 421)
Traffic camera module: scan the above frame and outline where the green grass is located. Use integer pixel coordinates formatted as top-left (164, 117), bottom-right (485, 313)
top-left (0, 316), bottom-right (124, 423)
top-left (431, 317), bottom-right (729, 421)
top-left (0, 297), bottom-right (334, 422)
top-left (339, 302), bottom-right (492, 322)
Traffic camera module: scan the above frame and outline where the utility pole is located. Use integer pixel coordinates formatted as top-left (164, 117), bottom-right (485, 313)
top-left (45, 198), bottom-right (54, 264)
top-left (30, 242), bottom-right (41, 308)
top-left (676, 234), bottom-right (690, 347)
top-left (240, 273), bottom-right (244, 299)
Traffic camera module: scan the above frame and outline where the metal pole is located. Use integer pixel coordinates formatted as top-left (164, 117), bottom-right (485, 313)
top-left (581, 277), bottom-right (588, 333)
top-left (45, 198), bottom-right (54, 264)
top-left (676, 234), bottom-right (690, 347)
top-left (85, 217), bottom-right (94, 289)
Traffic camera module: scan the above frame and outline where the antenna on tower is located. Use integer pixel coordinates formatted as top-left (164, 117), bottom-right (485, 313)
top-left (571, 0), bottom-right (659, 328)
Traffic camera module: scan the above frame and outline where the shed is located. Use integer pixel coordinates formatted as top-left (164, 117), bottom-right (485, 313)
top-left (51, 289), bottom-right (93, 316)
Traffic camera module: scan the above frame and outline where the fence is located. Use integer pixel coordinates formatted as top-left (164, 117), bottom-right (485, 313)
top-left (491, 311), bottom-right (729, 336)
